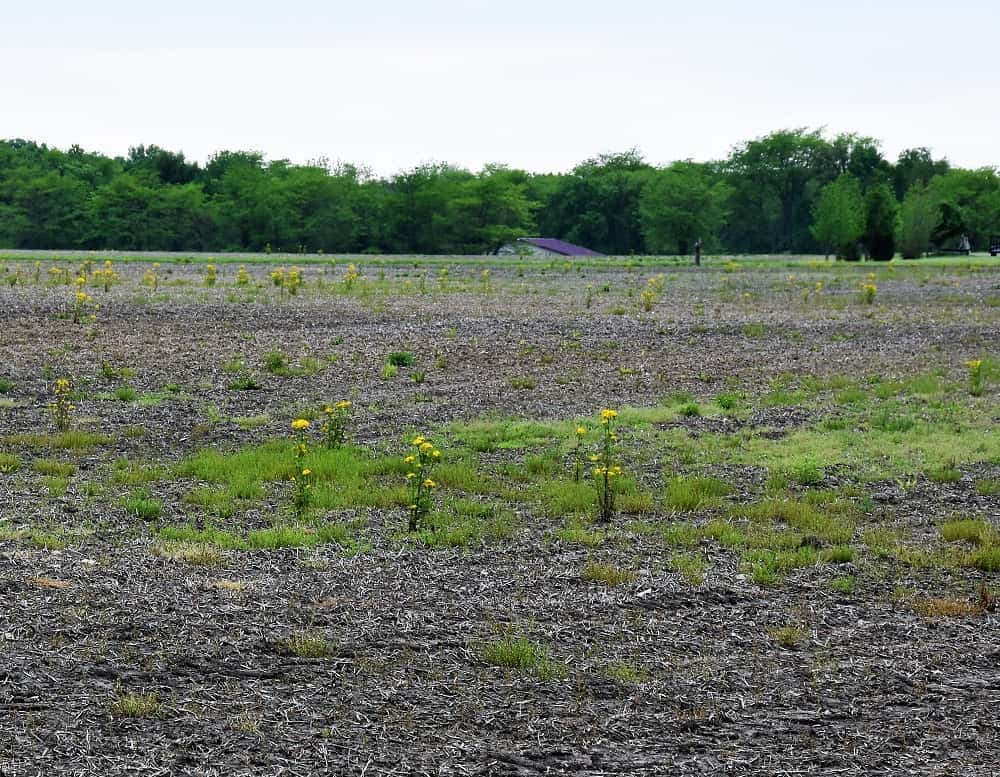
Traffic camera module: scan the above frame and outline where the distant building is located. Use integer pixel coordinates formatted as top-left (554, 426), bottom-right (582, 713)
top-left (496, 237), bottom-right (604, 257)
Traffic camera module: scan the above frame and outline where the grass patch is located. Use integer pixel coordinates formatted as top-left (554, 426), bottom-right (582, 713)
top-left (940, 518), bottom-right (995, 545)
top-left (0, 452), bottom-right (21, 473)
top-left (31, 458), bottom-right (77, 477)
top-left (670, 552), bottom-right (706, 585)
top-left (119, 491), bottom-right (162, 520)
top-left (768, 625), bottom-right (807, 648)
top-left (152, 541), bottom-right (223, 566)
top-left (581, 561), bottom-right (634, 586)
top-left (663, 475), bottom-right (730, 512)
top-left (480, 636), bottom-right (563, 680)
top-left (6, 431), bottom-right (112, 451)
top-left (111, 689), bottom-right (161, 718)
top-left (278, 631), bottom-right (336, 658)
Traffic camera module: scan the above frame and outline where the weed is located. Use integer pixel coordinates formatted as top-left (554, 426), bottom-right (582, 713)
top-left (49, 377), bottom-right (74, 431)
top-left (830, 575), bottom-right (857, 594)
top-left (321, 400), bottom-right (352, 448)
top-left (508, 375), bottom-right (536, 390)
top-left (0, 452), bottom-right (20, 473)
top-left (279, 631), bottom-right (336, 658)
top-left (405, 435), bottom-right (441, 531)
top-left (966, 359), bottom-right (985, 396)
top-left (670, 552), bottom-right (706, 585)
top-left (114, 386), bottom-right (138, 402)
top-left (768, 625), bottom-right (807, 648)
top-left (975, 478), bottom-right (1000, 496)
top-left (387, 351), bottom-right (415, 367)
top-left (581, 561), bottom-right (635, 586)
top-left (940, 519), bottom-right (994, 545)
top-left (592, 409), bottom-right (622, 523)
top-left (111, 689), bottom-right (162, 718)
top-left (480, 636), bottom-right (563, 679)
top-left (119, 490), bottom-right (163, 520)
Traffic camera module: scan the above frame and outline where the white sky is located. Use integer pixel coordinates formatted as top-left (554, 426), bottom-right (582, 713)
top-left (5, 0), bottom-right (999, 175)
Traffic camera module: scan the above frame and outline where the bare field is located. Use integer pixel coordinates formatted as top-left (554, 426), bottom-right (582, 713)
top-left (1, 255), bottom-right (999, 776)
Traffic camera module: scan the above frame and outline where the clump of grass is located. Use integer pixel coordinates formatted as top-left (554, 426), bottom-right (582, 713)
top-left (768, 625), bottom-right (807, 648)
top-left (830, 575), bottom-right (857, 594)
top-left (31, 458), bottom-right (76, 477)
top-left (0, 452), bottom-right (20, 473)
top-left (111, 689), bottom-right (162, 718)
top-left (975, 478), bottom-right (1000, 496)
top-left (663, 475), bottom-right (730, 512)
top-left (6, 431), bottom-right (111, 451)
top-left (969, 547), bottom-right (1000, 572)
top-left (927, 464), bottom-right (962, 483)
top-left (480, 635), bottom-right (563, 680)
top-left (670, 552), bottom-right (706, 585)
top-left (386, 351), bottom-right (416, 367)
top-left (913, 597), bottom-right (984, 619)
top-left (119, 490), bottom-right (162, 520)
top-left (581, 561), bottom-right (635, 586)
top-left (555, 518), bottom-right (605, 547)
top-left (278, 631), bottom-right (336, 658)
top-left (508, 375), bottom-right (536, 390)
top-left (604, 661), bottom-right (650, 684)
top-left (152, 541), bottom-right (223, 567)
top-left (821, 545), bottom-right (854, 564)
top-left (114, 386), bottom-right (138, 402)
top-left (940, 519), bottom-right (995, 545)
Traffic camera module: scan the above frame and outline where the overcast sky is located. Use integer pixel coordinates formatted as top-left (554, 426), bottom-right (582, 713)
top-left (5, 0), bottom-right (999, 175)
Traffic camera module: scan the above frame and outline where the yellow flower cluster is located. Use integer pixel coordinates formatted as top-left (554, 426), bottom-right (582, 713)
top-left (291, 418), bottom-right (310, 431)
top-left (405, 435), bottom-right (442, 530)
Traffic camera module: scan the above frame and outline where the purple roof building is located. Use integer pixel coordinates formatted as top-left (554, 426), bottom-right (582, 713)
top-left (497, 237), bottom-right (604, 258)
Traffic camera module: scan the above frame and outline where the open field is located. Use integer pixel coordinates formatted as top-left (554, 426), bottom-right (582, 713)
top-left (1, 253), bottom-right (999, 775)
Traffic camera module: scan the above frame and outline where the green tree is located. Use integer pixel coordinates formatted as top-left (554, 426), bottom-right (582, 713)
top-left (896, 182), bottom-right (939, 259)
top-left (864, 181), bottom-right (899, 261)
top-left (639, 161), bottom-right (731, 254)
top-left (810, 173), bottom-right (865, 260)
top-left (725, 129), bottom-right (832, 252)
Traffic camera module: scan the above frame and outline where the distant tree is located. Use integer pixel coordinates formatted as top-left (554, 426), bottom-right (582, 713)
top-left (725, 128), bottom-right (832, 252)
top-left (810, 173), bottom-right (865, 260)
top-left (640, 161), bottom-right (731, 254)
top-left (926, 168), bottom-right (1000, 250)
top-left (893, 147), bottom-right (950, 201)
top-left (896, 182), bottom-right (939, 259)
top-left (864, 181), bottom-right (899, 261)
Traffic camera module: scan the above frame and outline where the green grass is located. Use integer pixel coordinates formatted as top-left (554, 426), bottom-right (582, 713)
top-left (663, 475), bottom-right (730, 511)
top-left (111, 689), bottom-right (161, 718)
top-left (581, 561), bottom-right (635, 586)
top-left (539, 480), bottom-right (593, 517)
top-left (119, 491), bottom-right (163, 520)
top-left (0, 452), bottom-right (20, 473)
top-left (669, 552), bottom-right (707, 585)
top-left (480, 636), bottom-right (563, 679)
top-left (768, 625), bottom-right (807, 648)
top-left (6, 431), bottom-right (112, 451)
top-left (830, 575), bottom-right (857, 594)
top-left (278, 631), bottom-right (336, 658)
top-left (554, 517), bottom-right (605, 547)
top-left (114, 386), bottom-right (139, 402)
top-left (976, 478), bottom-right (1000, 496)
top-left (31, 458), bottom-right (76, 477)
top-left (940, 519), bottom-right (995, 545)
top-left (158, 521), bottom-right (358, 552)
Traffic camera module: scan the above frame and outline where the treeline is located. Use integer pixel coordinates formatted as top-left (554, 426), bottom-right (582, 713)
top-left (1, 129), bottom-right (998, 256)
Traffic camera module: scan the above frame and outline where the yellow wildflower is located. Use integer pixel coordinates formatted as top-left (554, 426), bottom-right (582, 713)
top-left (301, 468), bottom-right (312, 477)
top-left (412, 436), bottom-right (425, 446)
top-left (576, 426), bottom-right (586, 437)
top-left (291, 418), bottom-right (310, 431)
top-left (601, 408), bottom-right (618, 421)
top-left (404, 455), bottom-right (416, 464)
top-left (423, 478), bottom-right (436, 488)
top-left (335, 400), bottom-right (352, 410)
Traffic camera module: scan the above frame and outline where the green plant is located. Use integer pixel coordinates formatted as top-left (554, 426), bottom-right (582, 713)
top-left (111, 688), bottom-right (161, 718)
top-left (387, 351), bottom-right (415, 367)
top-left (49, 377), bottom-right (74, 431)
top-left (0, 452), bottom-right (20, 473)
top-left (966, 359), bottom-right (985, 396)
top-left (768, 625), bottom-right (807, 648)
top-left (830, 575), bottom-right (857, 594)
top-left (572, 425), bottom-right (586, 482)
top-left (405, 435), bottom-right (441, 531)
top-left (382, 363), bottom-right (398, 379)
top-left (290, 418), bottom-right (312, 515)
top-left (205, 263), bottom-right (217, 286)
top-left (592, 409), bottom-right (621, 523)
top-left (114, 386), bottom-right (138, 402)
top-left (581, 561), bottom-right (635, 586)
top-left (321, 400), bottom-right (353, 448)
top-left (278, 631), bottom-right (336, 658)
top-left (860, 282), bottom-right (877, 305)
top-left (120, 490), bottom-right (163, 520)
top-left (264, 350), bottom-right (288, 374)
top-left (663, 475), bottom-right (729, 511)
top-left (480, 635), bottom-right (562, 679)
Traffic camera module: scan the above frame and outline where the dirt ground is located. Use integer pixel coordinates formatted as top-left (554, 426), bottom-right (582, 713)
top-left (1, 256), bottom-right (999, 775)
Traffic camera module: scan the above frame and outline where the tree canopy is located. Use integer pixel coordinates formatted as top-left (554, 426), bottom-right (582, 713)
top-left (0, 131), bottom-right (994, 256)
